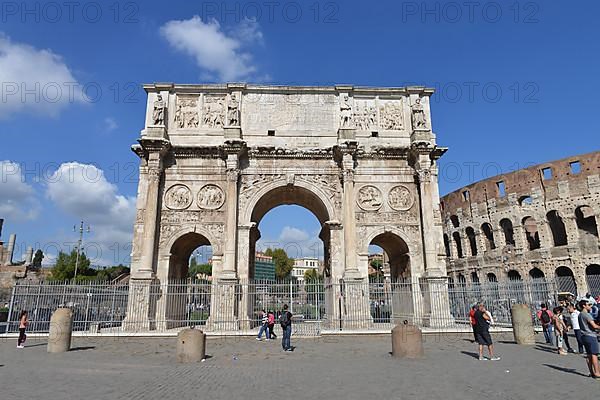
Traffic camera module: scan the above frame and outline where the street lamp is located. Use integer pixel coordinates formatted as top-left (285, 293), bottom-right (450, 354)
top-left (73, 221), bottom-right (91, 280)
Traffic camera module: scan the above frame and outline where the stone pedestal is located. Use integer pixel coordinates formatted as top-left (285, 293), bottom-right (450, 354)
top-left (341, 279), bottom-right (372, 330)
top-left (176, 328), bottom-right (206, 363)
top-left (391, 324), bottom-right (424, 359)
top-left (48, 308), bottom-right (73, 353)
top-left (123, 279), bottom-right (154, 332)
top-left (510, 304), bottom-right (535, 345)
top-left (427, 276), bottom-right (454, 328)
top-left (207, 280), bottom-right (239, 331)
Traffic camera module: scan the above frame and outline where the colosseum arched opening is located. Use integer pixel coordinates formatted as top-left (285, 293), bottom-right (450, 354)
top-left (547, 210), bottom-right (568, 246)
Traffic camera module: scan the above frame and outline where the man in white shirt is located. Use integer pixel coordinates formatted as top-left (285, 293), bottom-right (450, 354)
top-left (568, 303), bottom-right (584, 354)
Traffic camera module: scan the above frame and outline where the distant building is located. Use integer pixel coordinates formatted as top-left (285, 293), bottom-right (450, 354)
top-left (368, 253), bottom-right (390, 278)
top-left (255, 252), bottom-right (275, 281)
top-left (292, 258), bottom-right (322, 282)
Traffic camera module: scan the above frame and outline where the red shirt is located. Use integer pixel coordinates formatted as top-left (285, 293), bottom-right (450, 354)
top-left (469, 309), bottom-right (476, 326)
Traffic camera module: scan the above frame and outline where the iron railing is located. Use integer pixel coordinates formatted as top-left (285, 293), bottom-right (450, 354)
top-left (1, 276), bottom-right (591, 335)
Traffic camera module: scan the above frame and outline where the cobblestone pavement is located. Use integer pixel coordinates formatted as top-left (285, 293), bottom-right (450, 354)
top-left (1, 332), bottom-right (597, 400)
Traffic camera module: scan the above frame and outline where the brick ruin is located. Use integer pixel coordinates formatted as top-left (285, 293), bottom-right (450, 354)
top-left (441, 151), bottom-right (600, 295)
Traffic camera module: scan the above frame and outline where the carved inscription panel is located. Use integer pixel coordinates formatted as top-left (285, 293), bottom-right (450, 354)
top-left (242, 93), bottom-right (338, 133)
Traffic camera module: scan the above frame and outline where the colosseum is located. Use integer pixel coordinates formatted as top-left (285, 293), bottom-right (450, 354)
top-left (441, 151), bottom-right (600, 296)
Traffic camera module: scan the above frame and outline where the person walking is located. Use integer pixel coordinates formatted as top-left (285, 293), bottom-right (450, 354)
top-left (552, 307), bottom-right (567, 355)
top-left (577, 299), bottom-right (600, 378)
top-left (256, 310), bottom-right (270, 341)
top-left (474, 303), bottom-right (500, 361)
top-left (537, 303), bottom-right (554, 344)
top-left (267, 310), bottom-right (277, 339)
top-left (568, 303), bottom-right (585, 354)
top-left (17, 310), bottom-right (28, 349)
top-left (280, 304), bottom-right (293, 352)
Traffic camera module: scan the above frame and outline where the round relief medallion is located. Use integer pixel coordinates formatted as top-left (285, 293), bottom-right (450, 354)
top-left (164, 184), bottom-right (192, 210)
top-left (357, 185), bottom-right (383, 211)
top-left (197, 184), bottom-right (225, 210)
top-left (388, 185), bottom-right (414, 211)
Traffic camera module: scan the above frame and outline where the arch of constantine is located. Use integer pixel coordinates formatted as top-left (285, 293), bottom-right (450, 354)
top-left (125, 83), bottom-right (452, 331)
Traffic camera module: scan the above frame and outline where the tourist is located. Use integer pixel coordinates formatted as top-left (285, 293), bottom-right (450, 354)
top-left (17, 310), bottom-right (28, 349)
top-left (577, 299), bottom-right (600, 378)
top-left (474, 303), bottom-right (500, 361)
top-left (552, 306), bottom-right (567, 355)
top-left (280, 304), bottom-right (293, 352)
top-left (469, 304), bottom-right (477, 342)
top-left (256, 310), bottom-right (270, 341)
top-left (567, 303), bottom-right (584, 354)
top-left (537, 303), bottom-right (554, 344)
top-left (583, 293), bottom-right (598, 319)
top-left (267, 310), bottom-right (277, 339)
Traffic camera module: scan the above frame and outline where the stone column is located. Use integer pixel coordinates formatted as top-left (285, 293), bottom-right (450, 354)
top-left (138, 147), bottom-right (167, 278)
top-left (563, 215), bottom-right (579, 247)
top-left (341, 151), bottom-right (359, 279)
top-left (124, 141), bottom-right (168, 332)
top-left (512, 224), bottom-right (527, 253)
top-left (222, 151), bottom-right (240, 280)
top-left (236, 223), bottom-right (254, 330)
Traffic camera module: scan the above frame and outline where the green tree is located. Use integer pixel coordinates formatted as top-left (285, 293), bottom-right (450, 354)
top-left (304, 268), bottom-right (322, 282)
top-left (370, 259), bottom-right (383, 276)
top-left (31, 249), bottom-right (44, 270)
top-left (50, 250), bottom-right (94, 281)
top-left (264, 248), bottom-right (294, 280)
top-left (96, 264), bottom-right (130, 281)
top-left (189, 258), bottom-right (212, 279)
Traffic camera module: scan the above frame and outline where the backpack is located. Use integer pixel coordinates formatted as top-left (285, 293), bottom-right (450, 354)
top-left (280, 311), bottom-right (290, 328)
top-left (540, 309), bottom-right (551, 324)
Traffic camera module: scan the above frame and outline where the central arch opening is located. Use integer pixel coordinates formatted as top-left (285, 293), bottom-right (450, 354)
top-left (245, 185), bottom-right (331, 330)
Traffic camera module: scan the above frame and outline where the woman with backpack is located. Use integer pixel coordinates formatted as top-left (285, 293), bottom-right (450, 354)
top-left (537, 303), bottom-right (554, 344)
top-left (279, 304), bottom-right (293, 352)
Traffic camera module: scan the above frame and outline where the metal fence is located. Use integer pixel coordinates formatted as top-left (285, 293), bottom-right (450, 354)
top-left (1, 276), bottom-right (589, 335)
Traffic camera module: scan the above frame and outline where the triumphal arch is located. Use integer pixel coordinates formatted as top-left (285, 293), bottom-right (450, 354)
top-left (125, 83), bottom-right (452, 331)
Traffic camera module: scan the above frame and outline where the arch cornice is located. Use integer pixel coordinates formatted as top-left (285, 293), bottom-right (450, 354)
top-left (160, 224), bottom-right (224, 256)
top-left (239, 177), bottom-right (338, 224)
top-left (359, 225), bottom-right (419, 256)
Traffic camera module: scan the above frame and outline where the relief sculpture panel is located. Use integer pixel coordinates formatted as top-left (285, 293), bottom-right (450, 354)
top-left (164, 184), bottom-right (193, 210)
top-left (357, 185), bottom-right (383, 211)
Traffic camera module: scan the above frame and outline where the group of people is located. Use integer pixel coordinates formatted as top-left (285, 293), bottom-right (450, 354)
top-left (469, 302), bottom-right (501, 360)
top-left (538, 298), bottom-right (600, 378)
top-left (256, 304), bottom-right (294, 352)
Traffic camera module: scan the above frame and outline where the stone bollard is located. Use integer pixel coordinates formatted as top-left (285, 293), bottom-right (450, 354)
top-left (176, 328), bottom-right (206, 363)
top-left (391, 323), bottom-right (424, 359)
top-left (48, 308), bottom-right (74, 353)
top-left (511, 304), bottom-right (535, 345)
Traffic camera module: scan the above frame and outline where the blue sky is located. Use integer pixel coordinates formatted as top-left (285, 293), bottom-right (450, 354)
top-left (1, 0), bottom-right (599, 266)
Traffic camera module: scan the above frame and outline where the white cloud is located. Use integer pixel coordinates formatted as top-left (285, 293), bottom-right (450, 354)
top-left (0, 33), bottom-right (85, 119)
top-left (279, 226), bottom-right (309, 242)
top-left (45, 163), bottom-right (136, 266)
top-left (257, 226), bottom-right (323, 260)
top-left (160, 16), bottom-right (263, 81)
top-left (103, 117), bottom-right (118, 132)
top-left (0, 161), bottom-right (40, 220)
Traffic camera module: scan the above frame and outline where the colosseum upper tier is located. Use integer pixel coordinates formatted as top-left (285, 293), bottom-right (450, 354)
top-left (440, 151), bottom-right (600, 295)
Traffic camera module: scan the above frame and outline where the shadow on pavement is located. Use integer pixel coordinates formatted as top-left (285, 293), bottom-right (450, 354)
top-left (497, 341), bottom-right (517, 345)
top-left (460, 351), bottom-right (479, 359)
top-left (70, 346), bottom-right (96, 352)
top-left (535, 345), bottom-right (557, 354)
top-left (24, 343), bottom-right (48, 348)
top-left (543, 364), bottom-right (588, 377)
